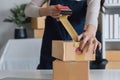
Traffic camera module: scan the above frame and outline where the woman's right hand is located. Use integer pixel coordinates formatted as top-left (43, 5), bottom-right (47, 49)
top-left (39, 5), bottom-right (61, 19)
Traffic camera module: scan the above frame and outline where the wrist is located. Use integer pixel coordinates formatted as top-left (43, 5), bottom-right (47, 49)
top-left (39, 7), bottom-right (49, 16)
top-left (84, 24), bottom-right (97, 37)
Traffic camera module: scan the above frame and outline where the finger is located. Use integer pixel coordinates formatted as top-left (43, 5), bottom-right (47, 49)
top-left (51, 11), bottom-right (60, 16)
top-left (79, 36), bottom-right (89, 50)
top-left (50, 6), bottom-right (61, 15)
top-left (78, 34), bottom-right (83, 41)
top-left (98, 42), bottom-right (102, 52)
top-left (52, 15), bottom-right (61, 19)
top-left (93, 40), bottom-right (98, 53)
top-left (52, 13), bottom-right (61, 19)
top-left (87, 38), bottom-right (93, 53)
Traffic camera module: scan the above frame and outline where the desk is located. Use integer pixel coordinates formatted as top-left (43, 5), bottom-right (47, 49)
top-left (0, 39), bottom-right (42, 71)
top-left (0, 70), bottom-right (120, 80)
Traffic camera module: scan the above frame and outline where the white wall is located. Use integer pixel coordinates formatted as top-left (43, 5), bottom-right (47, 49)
top-left (0, 0), bottom-right (32, 52)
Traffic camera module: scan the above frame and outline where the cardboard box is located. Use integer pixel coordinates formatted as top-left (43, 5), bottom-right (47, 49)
top-left (31, 17), bottom-right (46, 29)
top-left (31, 3), bottom-right (47, 29)
top-left (34, 29), bottom-right (44, 38)
top-left (53, 60), bottom-right (89, 80)
top-left (52, 40), bottom-right (95, 61)
top-left (106, 61), bottom-right (120, 69)
top-left (106, 50), bottom-right (120, 61)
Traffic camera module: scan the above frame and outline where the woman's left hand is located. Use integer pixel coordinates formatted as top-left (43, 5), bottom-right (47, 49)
top-left (78, 25), bottom-right (101, 53)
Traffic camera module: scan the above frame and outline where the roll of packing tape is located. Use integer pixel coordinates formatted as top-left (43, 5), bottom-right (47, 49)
top-left (59, 15), bottom-right (78, 41)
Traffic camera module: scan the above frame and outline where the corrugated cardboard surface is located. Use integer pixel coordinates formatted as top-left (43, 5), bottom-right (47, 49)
top-left (106, 61), bottom-right (120, 69)
top-left (106, 50), bottom-right (120, 61)
top-left (34, 29), bottom-right (44, 38)
top-left (31, 17), bottom-right (46, 29)
top-left (52, 40), bottom-right (95, 61)
top-left (53, 60), bottom-right (89, 80)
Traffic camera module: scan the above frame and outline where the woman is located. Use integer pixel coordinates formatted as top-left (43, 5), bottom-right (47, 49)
top-left (25, 0), bottom-right (106, 69)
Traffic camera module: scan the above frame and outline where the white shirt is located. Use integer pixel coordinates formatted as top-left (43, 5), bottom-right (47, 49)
top-left (25, 0), bottom-right (101, 28)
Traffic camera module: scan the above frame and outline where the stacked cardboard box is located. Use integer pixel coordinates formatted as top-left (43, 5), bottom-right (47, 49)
top-left (31, 16), bottom-right (45, 38)
top-left (34, 29), bottom-right (44, 38)
top-left (52, 41), bottom-right (95, 61)
top-left (31, 3), bottom-right (47, 38)
top-left (52, 40), bottom-right (95, 80)
top-left (53, 60), bottom-right (89, 80)
top-left (31, 17), bottom-right (46, 29)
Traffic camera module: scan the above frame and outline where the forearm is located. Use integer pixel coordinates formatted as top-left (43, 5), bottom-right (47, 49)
top-left (25, 0), bottom-right (46, 17)
top-left (85, 0), bottom-right (101, 30)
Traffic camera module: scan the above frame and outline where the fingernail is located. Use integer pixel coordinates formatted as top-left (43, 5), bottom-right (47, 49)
top-left (75, 48), bottom-right (82, 54)
top-left (75, 48), bottom-right (79, 52)
top-left (79, 48), bottom-right (83, 53)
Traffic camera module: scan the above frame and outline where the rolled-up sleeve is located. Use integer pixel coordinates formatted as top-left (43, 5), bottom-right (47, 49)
top-left (25, 0), bottom-right (46, 17)
top-left (85, 0), bottom-right (101, 28)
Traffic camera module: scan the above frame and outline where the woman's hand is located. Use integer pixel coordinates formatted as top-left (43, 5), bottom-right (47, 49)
top-left (39, 5), bottom-right (61, 19)
top-left (78, 25), bottom-right (101, 53)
